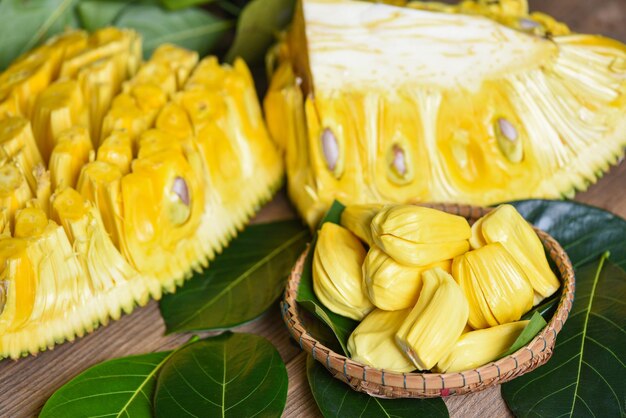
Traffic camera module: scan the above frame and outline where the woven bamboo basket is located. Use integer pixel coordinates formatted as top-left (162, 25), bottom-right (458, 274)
top-left (281, 203), bottom-right (575, 398)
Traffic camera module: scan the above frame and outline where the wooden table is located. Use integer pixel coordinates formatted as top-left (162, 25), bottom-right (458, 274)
top-left (1, 2), bottom-right (625, 416)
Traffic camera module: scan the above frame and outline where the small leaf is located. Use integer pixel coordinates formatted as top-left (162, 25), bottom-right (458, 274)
top-left (225, 0), bottom-right (295, 64)
top-left (499, 312), bottom-right (547, 359)
top-left (154, 332), bottom-right (288, 418)
top-left (522, 292), bottom-right (559, 321)
top-left (40, 350), bottom-right (174, 418)
top-left (0, 0), bottom-right (78, 70)
top-left (161, 0), bottom-right (214, 11)
top-left (115, 4), bottom-right (233, 58)
top-left (306, 355), bottom-right (449, 418)
top-left (160, 220), bottom-right (310, 333)
top-left (296, 200), bottom-right (358, 355)
top-left (77, 0), bottom-right (130, 31)
top-left (502, 254), bottom-right (626, 417)
top-left (511, 199), bottom-right (626, 269)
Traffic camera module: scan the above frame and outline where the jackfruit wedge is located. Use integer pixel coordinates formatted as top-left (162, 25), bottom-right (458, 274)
top-left (265, 0), bottom-right (626, 226)
top-left (0, 29), bottom-right (283, 358)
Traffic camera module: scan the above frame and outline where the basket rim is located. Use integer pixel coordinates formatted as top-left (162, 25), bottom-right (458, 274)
top-left (281, 203), bottom-right (576, 397)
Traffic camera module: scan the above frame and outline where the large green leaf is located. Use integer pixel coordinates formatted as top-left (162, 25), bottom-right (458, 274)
top-left (0, 0), bottom-right (78, 70)
top-left (511, 200), bottom-right (626, 269)
top-left (160, 220), bottom-right (310, 333)
top-left (307, 355), bottom-right (449, 417)
top-left (502, 254), bottom-right (626, 417)
top-left (115, 3), bottom-right (233, 58)
top-left (40, 350), bottom-right (174, 417)
top-left (161, 0), bottom-right (214, 11)
top-left (296, 200), bottom-right (359, 355)
top-left (77, 0), bottom-right (131, 31)
top-left (225, 0), bottom-right (294, 64)
top-left (154, 332), bottom-right (288, 417)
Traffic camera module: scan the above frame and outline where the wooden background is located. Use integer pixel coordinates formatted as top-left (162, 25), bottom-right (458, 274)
top-left (1, 1), bottom-right (625, 416)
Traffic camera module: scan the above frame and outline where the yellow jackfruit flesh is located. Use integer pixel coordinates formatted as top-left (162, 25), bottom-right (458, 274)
top-left (265, 0), bottom-right (626, 226)
top-left (363, 245), bottom-right (451, 311)
top-left (371, 204), bottom-right (471, 266)
top-left (395, 268), bottom-right (469, 370)
top-left (0, 28), bottom-right (283, 358)
top-left (340, 203), bottom-right (385, 247)
top-left (471, 204), bottom-right (560, 301)
top-left (435, 320), bottom-right (529, 373)
top-left (453, 243), bottom-right (534, 329)
top-left (313, 223), bottom-right (373, 320)
top-left (348, 308), bottom-right (415, 372)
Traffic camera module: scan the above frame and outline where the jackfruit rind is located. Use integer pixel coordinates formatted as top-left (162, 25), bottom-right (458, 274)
top-left (265, 0), bottom-right (626, 226)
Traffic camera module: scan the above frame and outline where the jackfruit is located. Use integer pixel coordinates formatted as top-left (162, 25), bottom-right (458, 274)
top-left (340, 203), bottom-right (385, 247)
top-left (435, 320), bottom-right (529, 373)
top-left (470, 204), bottom-right (560, 301)
top-left (0, 29), bottom-right (283, 358)
top-left (395, 268), bottom-right (469, 370)
top-left (347, 308), bottom-right (415, 372)
top-left (362, 245), bottom-right (451, 311)
top-left (452, 243), bottom-right (534, 329)
top-left (370, 204), bottom-right (471, 266)
top-left (313, 223), bottom-right (373, 320)
top-left (265, 0), bottom-right (626, 226)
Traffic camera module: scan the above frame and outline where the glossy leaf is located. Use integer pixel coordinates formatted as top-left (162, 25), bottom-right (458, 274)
top-left (511, 199), bottom-right (626, 269)
top-left (500, 312), bottom-right (548, 359)
top-left (502, 254), bottom-right (626, 417)
top-left (161, 0), bottom-right (214, 10)
top-left (40, 350), bottom-right (174, 418)
top-left (154, 332), bottom-right (288, 418)
top-left (307, 355), bottom-right (449, 418)
top-left (115, 4), bottom-right (233, 58)
top-left (225, 0), bottom-right (294, 64)
top-left (296, 200), bottom-right (358, 355)
top-left (160, 220), bottom-right (310, 333)
top-left (77, 0), bottom-right (130, 31)
top-left (0, 0), bottom-right (78, 70)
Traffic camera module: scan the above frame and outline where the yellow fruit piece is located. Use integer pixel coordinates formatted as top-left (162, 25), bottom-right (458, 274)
top-left (471, 204), bottom-right (560, 300)
top-left (363, 245), bottom-right (451, 311)
top-left (31, 80), bottom-right (89, 162)
top-left (313, 223), bottom-right (373, 320)
top-left (348, 308), bottom-right (415, 372)
top-left (96, 133), bottom-right (133, 174)
top-left (371, 205), bottom-right (471, 266)
top-left (150, 44), bottom-right (199, 89)
top-left (396, 268), bottom-right (469, 370)
top-left (340, 203), bottom-right (385, 247)
top-left (454, 243), bottom-right (534, 329)
top-left (49, 127), bottom-right (94, 191)
top-left (0, 117), bottom-right (44, 191)
top-left (0, 163), bottom-right (33, 224)
top-left (266, 0), bottom-right (626, 227)
top-left (435, 320), bottom-right (529, 373)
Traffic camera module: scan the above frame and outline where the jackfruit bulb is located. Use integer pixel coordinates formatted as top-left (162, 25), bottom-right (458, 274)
top-left (0, 28), bottom-right (283, 358)
top-left (265, 0), bottom-right (626, 226)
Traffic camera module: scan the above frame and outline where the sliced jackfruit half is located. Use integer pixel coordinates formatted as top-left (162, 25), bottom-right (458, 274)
top-left (0, 28), bottom-right (283, 358)
top-left (265, 0), bottom-right (626, 226)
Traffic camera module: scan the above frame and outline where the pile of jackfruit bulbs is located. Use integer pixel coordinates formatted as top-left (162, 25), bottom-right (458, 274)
top-left (313, 204), bottom-right (560, 373)
top-left (0, 28), bottom-right (282, 358)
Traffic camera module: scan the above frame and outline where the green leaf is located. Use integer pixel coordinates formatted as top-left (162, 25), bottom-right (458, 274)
top-left (522, 292), bottom-right (560, 321)
top-left (500, 312), bottom-right (548, 359)
top-left (77, 0), bottom-right (130, 31)
top-left (161, 0), bottom-right (214, 11)
top-left (306, 355), bottom-right (449, 418)
top-left (511, 200), bottom-right (626, 269)
top-left (160, 220), bottom-right (310, 333)
top-left (154, 332), bottom-right (288, 417)
top-left (502, 254), bottom-right (626, 417)
top-left (115, 4), bottom-right (233, 58)
top-left (225, 0), bottom-right (295, 64)
top-left (0, 0), bottom-right (78, 70)
top-left (296, 200), bottom-right (358, 355)
top-left (40, 350), bottom-right (174, 417)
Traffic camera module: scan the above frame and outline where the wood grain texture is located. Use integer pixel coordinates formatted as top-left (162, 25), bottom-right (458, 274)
top-left (0, 2), bottom-right (624, 417)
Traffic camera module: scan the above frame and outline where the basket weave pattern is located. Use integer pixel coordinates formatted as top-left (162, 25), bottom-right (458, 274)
top-left (281, 203), bottom-right (576, 398)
